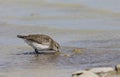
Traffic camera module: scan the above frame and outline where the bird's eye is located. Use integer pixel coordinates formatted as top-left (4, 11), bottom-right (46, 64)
top-left (56, 45), bottom-right (59, 49)
top-left (55, 44), bottom-right (59, 49)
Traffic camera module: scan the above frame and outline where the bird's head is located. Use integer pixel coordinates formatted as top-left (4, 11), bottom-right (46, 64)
top-left (53, 41), bottom-right (60, 52)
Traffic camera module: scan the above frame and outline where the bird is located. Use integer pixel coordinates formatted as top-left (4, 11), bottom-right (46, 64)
top-left (17, 34), bottom-right (60, 54)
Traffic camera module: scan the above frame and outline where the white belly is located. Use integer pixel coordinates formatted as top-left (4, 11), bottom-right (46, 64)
top-left (25, 40), bottom-right (49, 50)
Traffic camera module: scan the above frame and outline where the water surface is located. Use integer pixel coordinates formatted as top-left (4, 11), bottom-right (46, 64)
top-left (0, 0), bottom-right (120, 77)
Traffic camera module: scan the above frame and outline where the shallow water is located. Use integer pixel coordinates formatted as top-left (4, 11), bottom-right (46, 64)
top-left (0, 0), bottom-right (120, 77)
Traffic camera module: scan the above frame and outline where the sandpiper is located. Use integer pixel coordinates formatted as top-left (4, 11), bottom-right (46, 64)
top-left (17, 34), bottom-right (60, 54)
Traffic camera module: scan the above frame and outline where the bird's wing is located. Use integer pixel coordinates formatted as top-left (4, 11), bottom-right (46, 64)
top-left (26, 34), bottom-right (52, 45)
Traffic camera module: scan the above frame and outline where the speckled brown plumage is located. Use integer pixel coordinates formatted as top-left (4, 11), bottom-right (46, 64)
top-left (17, 34), bottom-right (60, 54)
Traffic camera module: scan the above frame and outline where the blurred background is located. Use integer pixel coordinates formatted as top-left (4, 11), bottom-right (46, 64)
top-left (0, 0), bottom-right (120, 45)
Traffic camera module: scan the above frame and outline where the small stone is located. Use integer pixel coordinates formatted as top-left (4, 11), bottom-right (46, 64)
top-left (72, 70), bottom-right (85, 75)
top-left (72, 71), bottom-right (99, 77)
top-left (115, 64), bottom-right (120, 72)
top-left (72, 67), bottom-right (115, 77)
top-left (87, 67), bottom-right (114, 74)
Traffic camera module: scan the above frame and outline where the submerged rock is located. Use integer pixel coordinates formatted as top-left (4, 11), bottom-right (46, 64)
top-left (72, 48), bottom-right (82, 54)
top-left (63, 54), bottom-right (71, 57)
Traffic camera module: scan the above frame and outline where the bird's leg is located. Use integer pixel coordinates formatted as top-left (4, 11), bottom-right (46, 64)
top-left (35, 49), bottom-right (39, 54)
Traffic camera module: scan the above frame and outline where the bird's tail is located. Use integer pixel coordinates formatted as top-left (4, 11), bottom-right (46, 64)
top-left (17, 35), bottom-right (27, 39)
